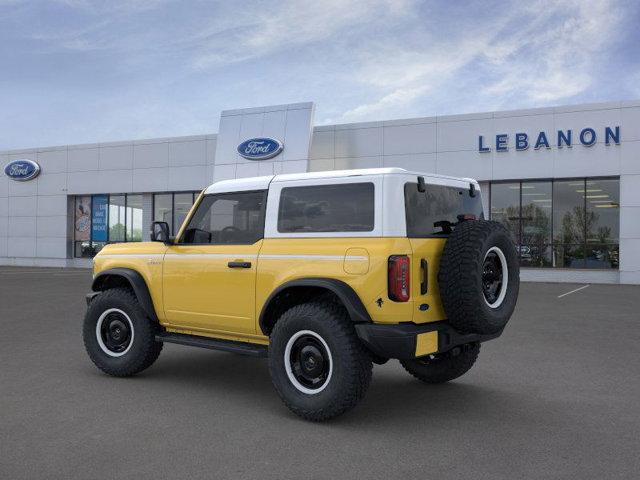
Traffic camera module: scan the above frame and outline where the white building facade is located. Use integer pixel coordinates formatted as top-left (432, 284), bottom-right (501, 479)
top-left (1, 100), bottom-right (639, 284)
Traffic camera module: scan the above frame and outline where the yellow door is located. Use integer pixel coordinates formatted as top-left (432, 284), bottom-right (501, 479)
top-left (161, 190), bottom-right (267, 335)
top-left (162, 242), bottom-right (262, 335)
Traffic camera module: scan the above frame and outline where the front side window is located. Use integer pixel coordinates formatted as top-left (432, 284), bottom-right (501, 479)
top-left (181, 191), bottom-right (266, 245)
top-left (278, 183), bottom-right (374, 233)
top-left (404, 182), bottom-right (484, 237)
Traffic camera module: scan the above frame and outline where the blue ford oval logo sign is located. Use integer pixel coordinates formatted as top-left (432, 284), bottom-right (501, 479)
top-left (237, 137), bottom-right (283, 160)
top-left (4, 159), bottom-right (41, 181)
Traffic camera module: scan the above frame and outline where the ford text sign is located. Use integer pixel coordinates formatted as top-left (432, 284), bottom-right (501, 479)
top-left (4, 159), bottom-right (41, 181)
top-left (237, 138), bottom-right (283, 160)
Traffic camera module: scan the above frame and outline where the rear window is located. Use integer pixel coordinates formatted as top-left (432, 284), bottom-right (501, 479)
top-left (404, 182), bottom-right (483, 237)
top-left (278, 183), bottom-right (374, 233)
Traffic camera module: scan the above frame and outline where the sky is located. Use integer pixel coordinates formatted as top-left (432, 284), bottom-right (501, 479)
top-left (1, 0), bottom-right (639, 150)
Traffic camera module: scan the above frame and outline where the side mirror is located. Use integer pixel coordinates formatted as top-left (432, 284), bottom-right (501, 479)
top-left (150, 221), bottom-right (171, 243)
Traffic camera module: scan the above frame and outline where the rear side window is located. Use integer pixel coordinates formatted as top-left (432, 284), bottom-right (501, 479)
top-left (278, 183), bottom-right (374, 233)
top-left (404, 182), bottom-right (483, 237)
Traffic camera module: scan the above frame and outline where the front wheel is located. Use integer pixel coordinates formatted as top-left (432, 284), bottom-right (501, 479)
top-left (400, 343), bottom-right (480, 384)
top-left (83, 288), bottom-right (162, 377)
top-left (268, 301), bottom-right (372, 421)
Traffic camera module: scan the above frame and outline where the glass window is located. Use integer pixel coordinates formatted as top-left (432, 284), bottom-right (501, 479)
top-left (154, 193), bottom-right (173, 231)
top-left (553, 244), bottom-right (586, 268)
top-left (520, 181), bottom-right (552, 267)
top-left (91, 195), bottom-right (109, 243)
top-left (91, 194), bottom-right (109, 255)
top-left (490, 183), bottom-right (520, 243)
top-left (278, 183), bottom-right (374, 233)
top-left (126, 194), bottom-right (143, 242)
top-left (74, 196), bottom-right (92, 258)
top-left (553, 180), bottom-right (587, 268)
top-left (109, 195), bottom-right (126, 242)
top-left (490, 178), bottom-right (620, 270)
top-left (585, 179), bottom-right (619, 244)
top-left (585, 179), bottom-right (619, 269)
top-left (174, 193), bottom-right (194, 235)
top-left (182, 191), bottom-right (266, 245)
top-left (74, 196), bottom-right (91, 242)
top-left (584, 244), bottom-right (619, 269)
top-left (91, 242), bottom-right (106, 255)
top-left (404, 182), bottom-right (483, 237)
top-left (553, 180), bottom-right (586, 245)
top-left (74, 192), bottom-right (155, 257)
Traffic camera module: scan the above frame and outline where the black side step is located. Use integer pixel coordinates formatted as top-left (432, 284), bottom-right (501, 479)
top-left (156, 332), bottom-right (268, 358)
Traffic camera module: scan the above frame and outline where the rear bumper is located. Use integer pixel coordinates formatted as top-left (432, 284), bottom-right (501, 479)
top-left (354, 321), bottom-right (502, 360)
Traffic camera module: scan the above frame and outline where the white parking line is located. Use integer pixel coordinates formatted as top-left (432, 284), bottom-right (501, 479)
top-left (557, 284), bottom-right (590, 298)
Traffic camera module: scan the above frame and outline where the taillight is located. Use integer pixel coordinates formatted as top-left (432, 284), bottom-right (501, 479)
top-left (388, 255), bottom-right (410, 302)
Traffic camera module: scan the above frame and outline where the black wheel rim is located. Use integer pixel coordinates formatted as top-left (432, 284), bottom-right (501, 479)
top-left (482, 250), bottom-right (504, 306)
top-left (288, 334), bottom-right (331, 391)
top-left (100, 311), bottom-right (132, 354)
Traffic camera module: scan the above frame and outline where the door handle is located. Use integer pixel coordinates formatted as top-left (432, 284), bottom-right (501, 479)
top-left (420, 259), bottom-right (428, 295)
top-left (228, 261), bottom-right (251, 269)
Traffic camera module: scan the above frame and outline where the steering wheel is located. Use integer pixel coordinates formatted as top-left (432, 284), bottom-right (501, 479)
top-left (220, 226), bottom-right (240, 243)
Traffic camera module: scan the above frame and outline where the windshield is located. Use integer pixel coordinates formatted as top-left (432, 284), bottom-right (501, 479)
top-left (404, 182), bottom-right (484, 237)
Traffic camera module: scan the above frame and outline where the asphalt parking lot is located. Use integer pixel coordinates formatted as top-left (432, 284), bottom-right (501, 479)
top-left (1, 267), bottom-right (639, 480)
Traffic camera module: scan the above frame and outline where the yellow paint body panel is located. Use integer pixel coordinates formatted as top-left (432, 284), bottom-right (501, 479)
top-left (256, 238), bottom-right (414, 326)
top-left (93, 242), bottom-right (168, 321)
top-left (92, 232), bottom-right (450, 355)
top-left (162, 241), bottom-right (263, 335)
top-left (415, 331), bottom-right (439, 357)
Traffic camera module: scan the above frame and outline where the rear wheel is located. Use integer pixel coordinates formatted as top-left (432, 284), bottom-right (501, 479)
top-left (268, 300), bottom-right (372, 421)
top-left (83, 288), bottom-right (162, 377)
top-left (400, 343), bottom-right (480, 384)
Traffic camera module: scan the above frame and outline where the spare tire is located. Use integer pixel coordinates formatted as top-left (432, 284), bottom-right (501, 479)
top-left (437, 220), bottom-right (519, 334)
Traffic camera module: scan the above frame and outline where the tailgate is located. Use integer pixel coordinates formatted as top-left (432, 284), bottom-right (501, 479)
top-left (409, 238), bottom-right (447, 324)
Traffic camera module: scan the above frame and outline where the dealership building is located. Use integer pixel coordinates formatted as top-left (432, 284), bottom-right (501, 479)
top-left (1, 100), bottom-right (639, 284)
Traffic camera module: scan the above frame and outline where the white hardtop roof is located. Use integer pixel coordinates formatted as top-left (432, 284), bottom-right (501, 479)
top-left (203, 168), bottom-right (477, 194)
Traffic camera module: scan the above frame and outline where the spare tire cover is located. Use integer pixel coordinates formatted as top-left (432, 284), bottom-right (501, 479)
top-left (437, 220), bottom-right (519, 334)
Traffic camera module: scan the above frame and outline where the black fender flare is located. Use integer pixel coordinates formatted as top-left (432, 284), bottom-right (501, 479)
top-left (258, 278), bottom-right (372, 335)
top-left (92, 268), bottom-right (159, 322)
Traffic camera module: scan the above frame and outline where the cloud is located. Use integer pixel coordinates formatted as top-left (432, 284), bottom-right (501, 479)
top-left (337, 36), bottom-right (494, 121)
top-left (190, 0), bottom-right (414, 69)
top-left (334, 0), bottom-right (626, 122)
top-left (481, 0), bottom-right (622, 104)
top-left (0, 0), bottom-right (635, 149)
top-left (339, 85), bottom-right (429, 122)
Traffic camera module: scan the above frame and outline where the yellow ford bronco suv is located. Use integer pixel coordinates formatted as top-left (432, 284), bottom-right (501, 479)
top-left (83, 168), bottom-right (519, 421)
